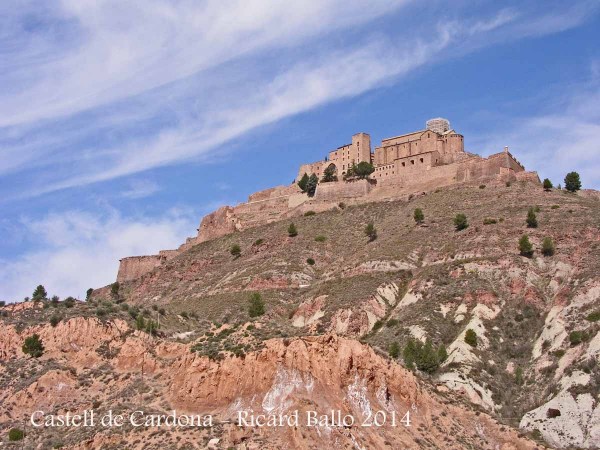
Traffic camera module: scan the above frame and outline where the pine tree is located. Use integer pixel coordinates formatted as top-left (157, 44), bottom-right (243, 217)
top-left (230, 244), bottom-right (241, 257)
top-left (453, 213), bottom-right (468, 231)
top-left (564, 172), bottom-right (582, 192)
top-left (465, 329), bottom-right (478, 347)
top-left (416, 340), bottom-right (440, 373)
top-left (526, 207), bottom-right (538, 228)
top-left (32, 285), bottom-right (47, 301)
top-left (22, 334), bottom-right (44, 358)
top-left (297, 173), bottom-right (309, 192)
top-left (389, 342), bottom-right (400, 359)
top-left (541, 237), bottom-right (555, 256)
top-left (321, 165), bottom-right (338, 182)
top-left (248, 292), bottom-right (265, 318)
top-left (136, 315), bottom-right (145, 330)
top-left (403, 339), bottom-right (417, 369)
top-left (519, 235), bottom-right (534, 257)
top-left (542, 178), bottom-right (553, 191)
top-left (438, 344), bottom-right (448, 363)
top-left (306, 174), bottom-right (319, 197)
top-left (364, 222), bottom-right (377, 242)
top-left (414, 208), bottom-right (424, 224)
top-left (288, 222), bottom-right (298, 237)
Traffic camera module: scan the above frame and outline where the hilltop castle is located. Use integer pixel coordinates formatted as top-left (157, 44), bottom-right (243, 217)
top-left (116, 118), bottom-right (539, 283)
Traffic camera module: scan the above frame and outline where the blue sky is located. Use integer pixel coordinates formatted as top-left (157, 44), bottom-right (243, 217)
top-left (1, 0), bottom-right (599, 302)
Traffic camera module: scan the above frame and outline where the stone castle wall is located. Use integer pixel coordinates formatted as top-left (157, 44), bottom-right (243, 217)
top-left (117, 255), bottom-right (164, 282)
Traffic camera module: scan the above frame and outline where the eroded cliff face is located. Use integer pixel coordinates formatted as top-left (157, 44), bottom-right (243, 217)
top-left (0, 317), bottom-right (539, 449)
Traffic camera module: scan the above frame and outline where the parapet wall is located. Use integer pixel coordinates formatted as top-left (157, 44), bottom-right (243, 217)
top-left (117, 255), bottom-right (163, 282)
top-left (315, 179), bottom-right (373, 201)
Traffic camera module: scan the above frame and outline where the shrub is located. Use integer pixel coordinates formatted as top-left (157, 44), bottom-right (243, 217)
top-left (253, 238), bottom-right (264, 246)
top-left (0, 301), bottom-right (5, 307)
top-left (541, 237), bottom-right (555, 256)
top-left (32, 284), bottom-right (47, 301)
top-left (413, 208), bottom-right (424, 224)
top-left (453, 213), bottom-right (468, 231)
top-left (389, 342), bottom-right (400, 359)
top-left (483, 218), bottom-right (497, 225)
top-left (402, 339), bottom-right (442, 373)
top-left (304, 210), bottom-right (316, 216)
top-left (8, 428), bottom-right (24, 441)
top-left (50, 315), bottom-right (61, 327)
top-left (86, 288), bottom-right (93, 300)
top-left (551, 205), bottom-right (560, 209)
top-left (145, 320), bottom-right (158, 336)
top-left (464, 329), bottom-right (477, 347)
top-left (51, 295), bottom-right (60, 306)
top-left (519, 235), bottom-right (534, 257)
top-left (95, 308), bottom-right (107, 318)
top-left (526, 208), bottom-right (538, 228)
top-left (564, 171), bottom-right (582, 192)
top-left (386, 319), bottom-right (399, 327)
top-left (22, 334), bottom-right (44, 358)
top-left (63, 297), bottom-right (75, 308)
top-left (372, 320), bottom-right (383, 331)
top-left (306, 258), bottom-right (315, 265)
top-left (248, 292), bottom-right (265, 318)
top-left (364, 222), bottom-right (377, 242)
top-left (230, 244), bottom-right (241, 258)
top-left (338, 202), bottom-right (346, 209)
top-left (180, 311), bottom-right (189, 319)
top-left (569, 330), bottom-right (584, 346)
top-left (586, 311), bottom-right (600, 322)
top-left (136, 315), bottom-right (146, 330)
top-left (543, 178), bottom-right (553, 191)
top-left (314, 235), bottom-right (327, 242)
top-left (506, 181), bottom-right (511, 187)
top-left (121, 303), bottom-right (129, 311)
top-left (515, 366), bottom-right (524, 385)
top-left (553, 349), bottom-right (566, 358)
top-left (479, 184), bottom-right (486, 189)
top-left (158, 308), bottom-right (166, 316)
top-left (288, 223), bottom-right (298, 237)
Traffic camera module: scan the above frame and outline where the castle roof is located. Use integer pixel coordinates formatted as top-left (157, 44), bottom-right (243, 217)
top-left (381, 129), bottom-right (426, 143)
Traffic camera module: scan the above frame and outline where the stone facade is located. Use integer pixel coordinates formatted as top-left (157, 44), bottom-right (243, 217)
top-left (115, 118), bottom-right (540, 283)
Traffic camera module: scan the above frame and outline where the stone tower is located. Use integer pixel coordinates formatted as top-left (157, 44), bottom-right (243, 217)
top-left (426, 118), bottom-right (450, 134)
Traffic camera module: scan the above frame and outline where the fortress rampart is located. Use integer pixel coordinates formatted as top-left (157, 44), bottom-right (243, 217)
top-left (114, 118), bottom-right (540, 282)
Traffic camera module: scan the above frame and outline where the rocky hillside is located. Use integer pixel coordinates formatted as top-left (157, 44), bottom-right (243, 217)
top-left (1, 180), bottom-right (599, 449)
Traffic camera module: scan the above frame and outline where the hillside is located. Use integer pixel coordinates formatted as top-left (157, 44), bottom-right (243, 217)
top-left (1, 180), bottom-right (599, 449)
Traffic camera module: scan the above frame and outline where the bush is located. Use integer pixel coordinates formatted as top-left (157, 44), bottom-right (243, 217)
top-left (586, 311), bottom-right (600, 322)
top-left (86, 288), bottom-right (93, 300)
top-left (306, 258), bottom-right (315, 265)
top-left (8, 428), bottom-right (24, 441)
top-left (402, 339), bottom-right (442, 373)
top-left (314, 235), bottom-right (327, 242)
top-left (543, 178), bottom-right (553, 191)
top-left (519, 235), bottom-right (534, 257)
top-left (32, 284), bottom-right (47, 301)
top-left (389, 342), bottom-right (400, 359)
top-left (479, 184), bottom-right (486, 189)
top-left (110, 282), bottom-right (120, 299)
top-left (0, 301), bottom-right (5, 307)
top-left (453, 213), bottom-right (468, 231)
top-left (63, 297), bottom-right (75, 308)
top-left (136, 315), bottom-right (146, 330)
top-left (50, 315), bottom-right (61, 327)
top-left (438, 344), bottom-right (448, 363)
top-left (515, 366), bottom-right (524, 385)
top-left (364, 222), bottom-right (377, 242)
top-left (338, 202), bottom-right (346, 209)
top-left (248, 292), bottom-right (265, 318)
top-left (483, 218), bottom-right (497, 225)
top-left (180, 311), bottom-right (189, 319)
top-left (464, 329), bottom-right (477, 347)
top-left (386, 319), bottom-right (399, 327)
top-left (253, 238), bottom-right (264, 246)
top-left (158, 308), bottom-right (166, 316)
top-left (526, 208), bottom-right (538, 228)
top-left (288, 223), bottom-right (298, 237)
top-left (541, 237), bottom-right (555, 256)
top-left (230, 244), bottom-right (241, 258)
top-left (413, 208), bottom-right (424, 224)
top-left (569, 330), bottom-right (584, 346)
top-left (22, 334), bottom-right (44, 358)
top-left (564, 171), bottom-right (582, 192)
top-left (372, 320), bottom-right (383, 331)
top-left (506, 181), bottom-right (511, 187)
top-left (551, 205), bottom-right (560, 209)
top-left (304, 210), bottom-right (316, 216)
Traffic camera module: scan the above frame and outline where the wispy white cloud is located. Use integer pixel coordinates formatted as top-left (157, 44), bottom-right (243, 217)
top-left (121, 179), bottom-right (161, 199)
top-left (0, 208), bottom-right (195, 302)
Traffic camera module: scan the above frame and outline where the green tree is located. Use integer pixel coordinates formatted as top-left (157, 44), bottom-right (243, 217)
top-left (464, 329), bottom-right (478, 347)
top-left (364, 222), bottom-right (377, 242)
top-left (297, 173), bottom-right (309, 192)
top-left (8, 428), bottom-right (24, 441)
top-left (110, 282), bottom-right (120, 298)
top-left (438, 344), bottom-right (448, 363)
top-left (415, 340), bottom-right (440, 373)
top-left (526, 207), bottom-right (538, 228)
top-left (32, 284), bottom-right (47, 301)
top-left (569, 330), bottom-right (584, 346)
top-left (519, 235), bottom-right (534, 257)
top-left (389, 342), bottom-right (400, 359)
top-left (50, 315), bottom-right (61, 327)
top-left (306, 174), bottom-right (319, 197)
top-left (248, 292), bottom-right (265, 318)
top-left (230, 243), bottom-right (241, 258)
top-left (453, 213), bottom-right (468, 231)
top-left (564, 172), bottom-right (582, 192)
top-left (541, 237), bottom-right (555, 256)
top-left (86, 288), bottom-right (93, 300)
top-left (543, 178), bottom-right (553, 191)
top-left (403, 339), bottom-right (417, 369)
top-left (321, 165), bottom-right (338, 182)
top-left (515, 366), bottom-right (524, 385)
top-left (353, 161), bottom-right (375, 179)
top-left (145, 320), bottom-right (158, 336)
top-left (288, 222), bottom-right (298, 237)
top-left (135, 315), bottom-right (145, 330)
top-left (414, 208), bottom-right (424, 224)
top-left (22, 334), bottom-right (44, 358)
